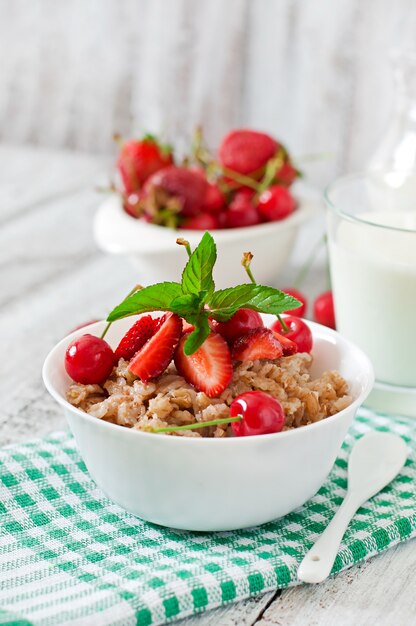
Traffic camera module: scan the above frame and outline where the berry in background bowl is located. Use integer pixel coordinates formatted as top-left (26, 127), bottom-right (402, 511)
top-left (44, 234), bottom-right (373, 531)
top-left (95, 128), bottom-right (320, 288)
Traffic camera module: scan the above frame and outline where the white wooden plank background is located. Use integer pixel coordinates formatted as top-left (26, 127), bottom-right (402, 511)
top-left (1, 145), bottom-right (415, 626)
top-left (1, 2), bottom-right (416, 623)
top-left (0, 0), bottom-right (415, 186)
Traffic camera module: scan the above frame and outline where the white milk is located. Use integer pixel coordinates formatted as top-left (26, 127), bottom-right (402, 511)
top-left (328, 212), bottom-right (416, 387)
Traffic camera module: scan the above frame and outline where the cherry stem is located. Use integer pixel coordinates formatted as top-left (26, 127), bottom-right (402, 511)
top-left (242, 252), bottom-right (290, 333)
top-left (243, 261), bottom-right (256, 286)
top-left (293, 233), bottom-right (327, 290)
top-left (95, 183), bottom-right (117, 195)
top-left (112, 133), bottom-right (124, 148)
top-left (176, 238), bottom-right (192, 258)
top-left (101, 284), bottom-right (143, 340)
top-left (152, 415), bottom-right (242, 433)
top-left (276, 314), bottom-right (290, 333)
top-left (255, 150), bottom-right (285, 199)
top-left (219, 166), bottom-right (261, 191)
top-left (294, 151), bottom-right (333, 163)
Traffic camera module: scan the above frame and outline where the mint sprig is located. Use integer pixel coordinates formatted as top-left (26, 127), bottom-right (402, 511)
top-left (107, 282), bottom-right (182, 321)
top-left (209, 284), bottom-right (299, 321)
top-left (181, 231), bottom-right (216, 299)
top-left (106, 233), bottom-right (300, 354)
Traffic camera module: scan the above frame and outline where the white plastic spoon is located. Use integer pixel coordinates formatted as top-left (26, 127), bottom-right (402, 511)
top-left (298, 431), bottom-right (408, 584)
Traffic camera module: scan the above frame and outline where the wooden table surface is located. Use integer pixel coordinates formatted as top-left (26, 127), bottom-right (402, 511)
top-left (1, 144), bottom-right (415, 625)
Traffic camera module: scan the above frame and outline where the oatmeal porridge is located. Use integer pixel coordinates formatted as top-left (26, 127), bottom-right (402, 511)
top-left (67, 352), bottom-right (351, 437)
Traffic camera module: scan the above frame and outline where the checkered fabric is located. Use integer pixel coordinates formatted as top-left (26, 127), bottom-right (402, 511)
top-left (0, 409), bottom-right (415, 626)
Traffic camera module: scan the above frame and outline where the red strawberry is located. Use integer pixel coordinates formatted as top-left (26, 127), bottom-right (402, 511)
top-left (117, 136), bottom-right (173, 195)
top-left (232, 328), bottom-right (283, 361)
top-left (219, 129), bottom-right (278, 177)
top-left (128, 313), bottom-right (182, 381)
top-left (174, 332), bottom-right (233, 398)
top-left (181, 319), bottom-right (195, 333)
top-left (270, 330), bottom-right (298, 356)
top-left (115, 315), bottom-right (155, 361)
top-left (143, 166), bottom-right (208, 217)
top-left (181, 212), bottom-right (220, 230)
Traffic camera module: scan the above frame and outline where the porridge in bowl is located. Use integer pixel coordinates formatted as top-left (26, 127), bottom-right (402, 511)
top-left (65, 233), bottom-right (351, 438)
top-left (67, 353), bottom-right (351, 438)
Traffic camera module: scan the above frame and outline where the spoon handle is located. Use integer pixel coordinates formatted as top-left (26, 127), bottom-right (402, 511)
top-left (297, 494), bottom-right (359, 583)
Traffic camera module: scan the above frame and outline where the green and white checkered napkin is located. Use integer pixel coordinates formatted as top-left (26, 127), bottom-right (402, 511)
top-left (1, 409), bottom-right (415, 626)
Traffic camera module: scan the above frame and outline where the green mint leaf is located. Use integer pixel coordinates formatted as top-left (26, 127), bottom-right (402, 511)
top-left (208, 284), bottom-right (300, 321)
top-left (107, 282), bottom-right (183, 321)
top-left (181, 231), bottom-right (216, 299)
top-left (184, 314), bottom-right (210, 355)
top-left (170, 293), bottom-right (202, 320)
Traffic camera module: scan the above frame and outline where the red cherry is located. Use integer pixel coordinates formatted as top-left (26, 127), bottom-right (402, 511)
top-left (270, 315), bottom-right (313, 353)
top-left (202, 183), bottom-right (226, 214)
top-left (65, 334), bottom-right (115, 384)
top-left (217, 211), bottom-right (228, 229)
top-left (257, 185), bottom-right (296, 222)
top-left (224, 190), bottom-right (261, 228)
top-left (123, 193), bottom-right (141, 218)
top-left (275, 161), bottom-right (298, 187)
top-left (230, 391), bottom-right (285, 436)
top-left (211, 308), bottom-right (264, 343)
top-left (231, 188), bottom-right (255, 203)
top-left (313, 291), bottom-right (336, 329)
top-left (181, 213), bottom-right (219, 230)
top-left (281, 287), bottom-right (307, 317)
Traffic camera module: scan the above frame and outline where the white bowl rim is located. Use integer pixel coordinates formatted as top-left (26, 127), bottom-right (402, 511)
top-left (43, 318), bottom-right (374, 446)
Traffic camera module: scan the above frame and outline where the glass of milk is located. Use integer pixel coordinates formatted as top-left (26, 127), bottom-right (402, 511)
top-left (326, 171), bottom-right (416, 411)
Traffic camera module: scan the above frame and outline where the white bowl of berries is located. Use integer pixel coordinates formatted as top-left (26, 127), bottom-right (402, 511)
top-left (94, 129), bottom-right (319, 287)
top-left (43, 234), bottom-right (373, 531)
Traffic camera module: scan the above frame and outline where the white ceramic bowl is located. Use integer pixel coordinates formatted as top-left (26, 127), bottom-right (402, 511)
top-left (93, 184), bottom-right (319, 288)
top-left (43, 316), bottom-right (373, 531)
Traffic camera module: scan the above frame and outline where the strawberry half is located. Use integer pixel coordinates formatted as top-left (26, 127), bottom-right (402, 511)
top-left (128, 313), bottom-right (182, 381)
top-left (174, 332), bottom-right (233, 398)
top-left (271, 330), bottom-right (298, 356)
top-left (115, 315), bottom-right (155, 361)
top-left (232, 328), bottom-right (283, 361)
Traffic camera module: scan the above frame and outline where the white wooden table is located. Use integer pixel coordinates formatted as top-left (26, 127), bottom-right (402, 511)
top-left (1, 144), bottom-right (415, 626)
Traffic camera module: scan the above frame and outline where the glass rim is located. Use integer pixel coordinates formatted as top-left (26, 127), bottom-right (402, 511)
top-left (324, 169), bottom-right (416, 234)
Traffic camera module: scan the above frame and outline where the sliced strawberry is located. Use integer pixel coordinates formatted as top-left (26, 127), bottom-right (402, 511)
top-left (232, 328), bottom-right (283, 361)
top-left (181, 319), bottom-right (195, 333)
top-left (174, 332), bottom-right (233, 398)
top-left (115, 315), bottom-right (155, 361)
top-left (271, 330), bottom-right (298, 356)
top-left (128, 313), bottom-right (182, 381)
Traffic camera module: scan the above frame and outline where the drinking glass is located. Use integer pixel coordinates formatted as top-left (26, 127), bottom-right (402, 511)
top-left (325, 170), bottom-right (416, 416)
